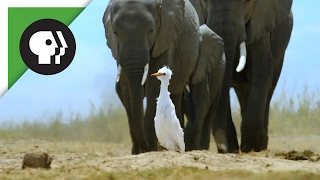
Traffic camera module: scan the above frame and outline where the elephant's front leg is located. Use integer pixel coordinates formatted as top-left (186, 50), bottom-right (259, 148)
top-left (200, 104), bottom-right (214, 150)
top-left (184, 81), bottom-right (210, 151)
top-left (241, 35), bottom-right (273, 153)
top-left (144, 64), bottom-right (162, 152)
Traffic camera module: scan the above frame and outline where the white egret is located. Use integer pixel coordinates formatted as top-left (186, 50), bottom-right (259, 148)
top-left (151, 66), bottom-right (185, 152)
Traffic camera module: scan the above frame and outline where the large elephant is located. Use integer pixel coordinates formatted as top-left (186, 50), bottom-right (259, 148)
top-left (102, 0), bottom-right (221, 154)
top-left (183, 24), bottom-right (226, 152)
top-left (189, 0), bottom-right (294, 152)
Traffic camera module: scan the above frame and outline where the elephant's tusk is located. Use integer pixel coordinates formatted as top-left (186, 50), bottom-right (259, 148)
top-left (185, 85), bottom-right (190, 93)
top-left (116, 64), bottom-right (122, 83)
top-left (236, 41), bottom-right (247, 72)
top-left (141, 63), bottom-right (149, 85)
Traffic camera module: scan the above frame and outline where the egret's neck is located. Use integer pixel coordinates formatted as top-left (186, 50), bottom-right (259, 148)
top-left (159, 80), bottom-right (170, 97)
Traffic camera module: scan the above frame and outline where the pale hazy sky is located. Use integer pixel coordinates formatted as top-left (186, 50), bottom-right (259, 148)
top-left (0, 0), bottom-right (319, 123)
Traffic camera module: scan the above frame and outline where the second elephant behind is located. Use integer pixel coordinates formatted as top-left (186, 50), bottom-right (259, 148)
top-left (190, 0), bottom-right (293, 153)
top-left (183, 24), bottom-right (227, 152)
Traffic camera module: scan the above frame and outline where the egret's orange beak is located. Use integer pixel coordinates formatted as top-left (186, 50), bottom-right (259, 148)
top-left (151, 72), bottom-right (163, 77)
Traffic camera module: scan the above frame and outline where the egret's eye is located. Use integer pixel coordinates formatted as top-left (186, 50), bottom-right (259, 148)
top-left (163, 73), bottom-right (166, 75)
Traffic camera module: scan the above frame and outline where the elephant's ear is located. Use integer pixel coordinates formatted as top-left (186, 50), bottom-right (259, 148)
top-left (191, 25), bottom-right (224, 85)
top-left (152, 0), bottom-right (185, 57)
top-left (189, 0), bottom-right (205, 25)
top-left (246, 0), bottom-right (293, 44)
top-left (102, 0), bottom-right (118, 60)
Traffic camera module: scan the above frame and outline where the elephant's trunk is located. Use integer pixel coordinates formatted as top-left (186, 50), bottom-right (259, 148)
top-left (211, 23), bottom-right (238, 153)
top-left (206, 4), bottom-right (246, 153)
top-left (207, 8), bottom-right (239, 113)
top-left (125, 64), bottom-right (149, 152)
top-left (120, 41), bottom-right (150, 153)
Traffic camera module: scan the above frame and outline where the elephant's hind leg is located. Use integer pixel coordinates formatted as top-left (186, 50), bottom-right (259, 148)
top-left (240, 35), bottom-right (272, 153)
top-left (200, 111), bottom-right (212, 150)
top-left (184, 81), bottom-right (209, 151)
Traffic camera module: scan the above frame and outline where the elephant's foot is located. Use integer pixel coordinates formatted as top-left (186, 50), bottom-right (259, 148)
top-left (226, 127), bottom-right (240, 153)
top-left (185, 141), bottom-right (200, 151)
top-left (184, 136), bottom-right (201, 151)
top-left (200, 140), bottom-right (210, 150)
top-left (185, 136), bottom-right (201, 151)
top-left (240, 143), bottom-right (267, 153)
top-left (213, 129), bottom-right (228, 154)
top-left (132, 147), bottom-right (154, 155)
top-left (217, 144), bottom-right (228, 154)
top-left (184, 128), bottom-right (201, 151)
top-left (131, 141), bottom-right (152, 155)
top-left (146, 137), bottom-right (159, 152)
top-left (131, 143), bottom-right (140, 155)
top-left (227, 139), bottom-right (240, 153)
top-left (240, 130), bottom-right (268, 153)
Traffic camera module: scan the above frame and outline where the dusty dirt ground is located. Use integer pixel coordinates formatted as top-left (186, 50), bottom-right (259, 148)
top-left (0, 136), bottom-right (320, 178)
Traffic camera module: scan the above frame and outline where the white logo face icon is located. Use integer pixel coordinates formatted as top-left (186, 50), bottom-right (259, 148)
top-left (20, 18), bottom-right (76, 75)
top-left (29, 31), bottom-right (68, 65)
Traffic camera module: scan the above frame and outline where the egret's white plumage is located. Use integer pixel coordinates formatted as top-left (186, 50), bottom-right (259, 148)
top-left (151, 66), bottom-right (185, 152)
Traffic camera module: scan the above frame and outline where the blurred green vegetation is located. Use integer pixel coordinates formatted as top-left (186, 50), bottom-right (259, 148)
top-left (0, 104), bottom-right (130, 143)
top-left (0, 86), bottom-right (319, 142)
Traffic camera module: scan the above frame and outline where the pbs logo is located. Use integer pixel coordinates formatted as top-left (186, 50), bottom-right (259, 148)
top-left (20, 19), bottom-right (76, 75)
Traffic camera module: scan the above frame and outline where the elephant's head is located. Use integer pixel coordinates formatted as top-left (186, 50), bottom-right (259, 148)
top-left (190, 0), bottom-right (292, 72)
top-left (102, 0), bottom-right (185, 152)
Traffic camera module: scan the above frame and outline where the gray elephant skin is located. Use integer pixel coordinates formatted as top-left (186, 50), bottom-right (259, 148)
top-left (189, 0), bottom-right (294, 152)
top-left (102, 0), bottom-right (225, 154)
top-left (183, 24), bottom-right (226, 152)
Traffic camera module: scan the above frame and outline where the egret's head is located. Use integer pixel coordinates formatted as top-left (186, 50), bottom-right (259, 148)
top-left (151, 66), bottom-right (173, 81)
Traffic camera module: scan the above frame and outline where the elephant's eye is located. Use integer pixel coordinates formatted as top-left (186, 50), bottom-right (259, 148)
top-left (113, 31), bottom-right (118, 36)
top-left (149, 29), bottom-right (154, 34)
